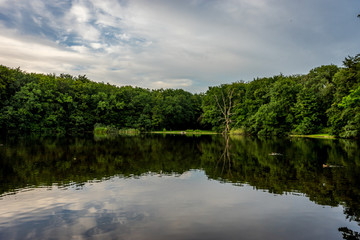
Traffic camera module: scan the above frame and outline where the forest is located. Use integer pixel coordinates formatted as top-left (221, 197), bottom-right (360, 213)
top-left (0, 54), bottom-right (359, 138)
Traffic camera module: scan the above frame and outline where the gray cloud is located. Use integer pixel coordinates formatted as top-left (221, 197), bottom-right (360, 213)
top-left (0, 0), bottom-right (359, 92)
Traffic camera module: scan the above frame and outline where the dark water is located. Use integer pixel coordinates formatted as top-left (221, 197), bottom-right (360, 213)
top-left (0, 134), bottom-right (360, 240)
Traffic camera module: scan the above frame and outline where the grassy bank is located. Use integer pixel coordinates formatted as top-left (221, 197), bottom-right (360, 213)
top-left (290, 134), bottom-right (336, 139)
top-left (150, 130), bottom-right (218, 135)
top-left (94, 127), bottom-right (140, 136)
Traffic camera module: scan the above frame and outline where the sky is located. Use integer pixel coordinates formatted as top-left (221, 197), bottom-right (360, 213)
top-left (0, 0), bottom-right (359, 93)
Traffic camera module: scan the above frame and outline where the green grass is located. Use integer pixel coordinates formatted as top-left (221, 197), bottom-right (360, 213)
top-left (94, 127), bottom-right (217, 136)
top-left (290, 133), bottom-right (336, 139)
top-left (150, 130), bottom-right (218, 135)
top-left (94, 127), bottom-right (140, 136)
top-left (230, 128), bottom-right (246, 135)
top-left (94, 127), bottom-right (108, 136)
top-left (118, 129), bottom-right (140, 135)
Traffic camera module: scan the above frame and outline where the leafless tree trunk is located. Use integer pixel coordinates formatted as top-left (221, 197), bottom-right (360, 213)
top-left (214, 88), bottom-right (234, 135)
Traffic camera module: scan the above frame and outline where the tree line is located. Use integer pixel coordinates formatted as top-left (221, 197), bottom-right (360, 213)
top-left (0, 69), bottom-right (202, 133)
top-left (202, 54), bottom-right (360, 138)
top-left (0, 54), bottom-right (359, 137)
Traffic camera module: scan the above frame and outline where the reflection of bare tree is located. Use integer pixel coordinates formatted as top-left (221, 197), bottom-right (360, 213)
top-left (215, 135), bottom-right (233, 179)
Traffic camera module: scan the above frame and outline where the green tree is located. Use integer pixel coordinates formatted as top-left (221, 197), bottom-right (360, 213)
top-left (248, 75), bottom-right (302, 136)
top-left (328, 54), bottom-right (360, 137)
top-left (294, 65), bottom-right (339, 134)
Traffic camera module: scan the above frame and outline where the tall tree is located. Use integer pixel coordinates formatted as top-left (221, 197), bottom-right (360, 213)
top-left (294, 65), bottom-right (338, 134)
top-left (202, 84), bottom-right (237, 134)
top-left (327, 54), bottom-right (360, 137)
top-left (215, 87), bottom-right (234, 135)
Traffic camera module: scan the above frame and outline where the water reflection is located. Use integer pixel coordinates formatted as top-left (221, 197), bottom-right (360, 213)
top-left (0, 171), bottom-right (357, 240)
top-left (0, 134), bottom-right (360, 239)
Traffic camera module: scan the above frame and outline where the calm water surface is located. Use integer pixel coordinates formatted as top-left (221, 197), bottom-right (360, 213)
top-left (0, 134), bottom-right (360, 240)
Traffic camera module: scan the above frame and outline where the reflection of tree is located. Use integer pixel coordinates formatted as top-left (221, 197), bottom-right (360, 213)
top-left (1, 135), bottom-right (360, 229)
top-left (200, 136), bottom-right (360, 226)
top-left (0, 135), bottom-right (203, 195)
top-left (339, 227), bottom-right (360, 240)
top-left (215, 135), bottom-right (232, 179)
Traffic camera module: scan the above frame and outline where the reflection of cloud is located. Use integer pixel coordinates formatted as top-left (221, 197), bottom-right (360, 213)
top-left (84, 211), bottom-right (147, 238)
top-left (0, 184), bottom-right (151, 239)
top-left (0, 171), bottom-right (358, 239)
top-left (179, 171), bottom-right (194, 179)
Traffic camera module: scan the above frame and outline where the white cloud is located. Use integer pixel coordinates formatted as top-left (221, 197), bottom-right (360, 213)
top-left (0, 0), bottom-right (359, 92)
top-left (69, 2), bottom-right (91, 23)
top-left (90, 42), bottom-right (104, 49)
top-left (0, 33), bottom-right (89, 73)
top-left (153, 78), bottom-right (193, 89)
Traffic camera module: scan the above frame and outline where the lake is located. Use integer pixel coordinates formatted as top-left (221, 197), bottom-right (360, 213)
top-left (0, 134), bottom-right (360, 240)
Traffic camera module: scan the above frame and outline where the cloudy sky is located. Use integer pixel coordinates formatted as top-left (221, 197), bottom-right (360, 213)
top-left (0, 0), bottom-right (359, 92)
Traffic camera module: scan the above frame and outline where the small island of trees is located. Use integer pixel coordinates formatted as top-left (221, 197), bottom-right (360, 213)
top-left (0, 54), bottom-right (359, 138)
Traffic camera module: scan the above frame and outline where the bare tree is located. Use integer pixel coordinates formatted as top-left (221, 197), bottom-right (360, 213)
top-left (214, 88), bottom-right (235, 135)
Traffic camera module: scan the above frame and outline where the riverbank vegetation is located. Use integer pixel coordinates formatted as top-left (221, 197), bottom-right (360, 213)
top-left (0, 54), bottom-right (359, 138)
top-left (150, 129), bottom-right (217, 135)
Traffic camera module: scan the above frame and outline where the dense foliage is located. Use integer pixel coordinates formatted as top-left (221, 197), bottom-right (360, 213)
top-left (0, 54), bottom-right (359, 137)
top-left (0, 67), bottom-right (202, 133)
top-left (202, 54), bottom-right (360, 138)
